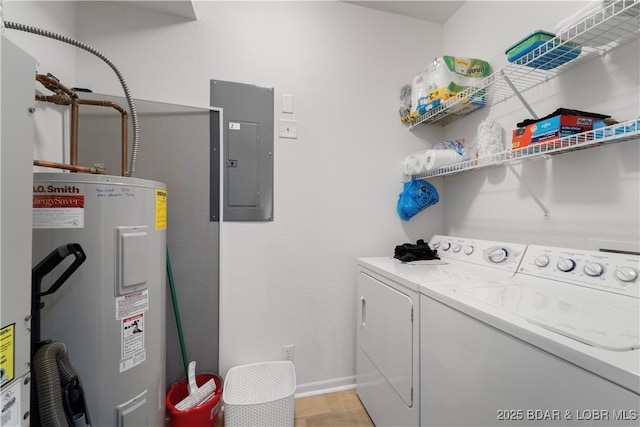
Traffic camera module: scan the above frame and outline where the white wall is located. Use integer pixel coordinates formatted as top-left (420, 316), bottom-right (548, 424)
top-left (441, 1), bottom-right (640, 250)
top-left (3, 0), bottom-right (77, 81)
top-left (68, 0), bottom-right (446, 394)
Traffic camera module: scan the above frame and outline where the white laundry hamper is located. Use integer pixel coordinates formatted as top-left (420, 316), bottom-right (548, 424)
top-left (223, 361), bottom-right (296, 427)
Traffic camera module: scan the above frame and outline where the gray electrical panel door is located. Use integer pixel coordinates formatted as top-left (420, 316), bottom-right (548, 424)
top-left (211, 80), bottom-right (274, 221)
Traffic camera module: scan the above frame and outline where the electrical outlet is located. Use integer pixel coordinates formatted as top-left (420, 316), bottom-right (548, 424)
top-left (282, 344), bottom-right (294, 362)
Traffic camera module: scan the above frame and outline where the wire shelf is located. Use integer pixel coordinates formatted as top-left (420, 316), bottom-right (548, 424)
top-left (412, 118), bottom-right (640, 179)
top-left (408, 0), bottom-right (640, 129)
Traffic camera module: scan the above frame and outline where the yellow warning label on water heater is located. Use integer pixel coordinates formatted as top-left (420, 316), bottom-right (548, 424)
top-left (155, 189), bottom-right (167, 230)
top-left (0, 324), bottom-right (15, 386)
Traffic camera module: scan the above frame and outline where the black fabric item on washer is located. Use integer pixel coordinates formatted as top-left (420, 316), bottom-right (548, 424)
top-left (516, 108), bottom-right (610, 128)
top-left (394, 239), bottom-right (440, 262)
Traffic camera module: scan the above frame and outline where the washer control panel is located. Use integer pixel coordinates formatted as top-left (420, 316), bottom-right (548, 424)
top-left (520, 245), bottom-right (640, 298)
top-left (429, 235), bottom-right (526, 273)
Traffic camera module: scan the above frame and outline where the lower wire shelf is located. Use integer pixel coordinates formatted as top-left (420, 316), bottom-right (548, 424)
top-left (412, 118), bottom-right (640, 179)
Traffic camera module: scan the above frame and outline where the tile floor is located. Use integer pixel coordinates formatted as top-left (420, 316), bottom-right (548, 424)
top-left (215, 389), bottom-right (374, 427)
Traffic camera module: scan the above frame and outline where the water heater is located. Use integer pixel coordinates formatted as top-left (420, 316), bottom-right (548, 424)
top-left (32, 172), bottom-right (166, 426)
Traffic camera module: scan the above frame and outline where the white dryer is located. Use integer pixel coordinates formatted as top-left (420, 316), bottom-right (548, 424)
top-left (421, 244), bottom-right (640, 426)
top-left (356, 235), bottom-right (527, 427)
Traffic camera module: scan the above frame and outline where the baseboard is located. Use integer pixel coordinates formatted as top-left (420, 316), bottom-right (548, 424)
top-left (294, 375), bottom-right (356, 398)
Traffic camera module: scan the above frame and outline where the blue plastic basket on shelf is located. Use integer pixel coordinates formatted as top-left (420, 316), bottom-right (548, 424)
top-left (506, 30), bottom-right (581, 70)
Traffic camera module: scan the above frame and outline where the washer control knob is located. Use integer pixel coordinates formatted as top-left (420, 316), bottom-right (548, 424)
top-left (488, 248), bottom-right (508, 263)
top-left (534, 255), bottom-right (550, 268)
top-left (442, 242), bottom-right (451, 251)
top-left (615, 266), bottom-right (638, 283)
top-left (557, 258), bottom-right (576, 272)
top-left (432, 241), bottom-right (440, 249)
top-left (452, 244), bottom-right (462, 253)
top-left (583, 262), bottom-right (604, 277)
top-left (464, 246), bottom-right (474, 255)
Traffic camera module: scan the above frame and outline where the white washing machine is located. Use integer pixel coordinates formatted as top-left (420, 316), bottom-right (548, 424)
top-left (356, 235), bottom-right (527, 427)
top-left (420, 244), bottom-right (640, 426)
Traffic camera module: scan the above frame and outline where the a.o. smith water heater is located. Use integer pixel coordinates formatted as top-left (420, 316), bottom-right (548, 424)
top-left (32, 172), bottom-right (166, 426)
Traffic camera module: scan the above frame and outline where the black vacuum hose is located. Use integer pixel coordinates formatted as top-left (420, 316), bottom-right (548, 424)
top-left (33, 342), bottom-right (90, 427)
top-left (33, 342), bottom-right (76, 426)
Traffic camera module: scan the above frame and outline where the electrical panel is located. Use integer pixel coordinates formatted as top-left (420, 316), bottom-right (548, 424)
top-left (210, 80), bottom-right (274, 221)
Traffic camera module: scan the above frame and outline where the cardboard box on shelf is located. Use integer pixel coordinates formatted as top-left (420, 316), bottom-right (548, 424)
top-left (511, 115), bottom-right (596, 150)
top-left (511, 125), bottom-right (534, 149)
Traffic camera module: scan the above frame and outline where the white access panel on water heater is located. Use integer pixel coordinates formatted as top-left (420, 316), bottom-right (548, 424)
top-left (116, 226), bottom-right (149, 293)
top-left (32, 173), bottom-right (167, 427)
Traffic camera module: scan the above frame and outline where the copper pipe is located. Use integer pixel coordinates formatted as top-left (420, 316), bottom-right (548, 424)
top-left (34, 75), bottom-right (129, 176)
top-left (71, 98), bottom-right (79, 166)
top-left (121, 112), bottom-right (128, 177)
top-left (75, 99), bottom-right (126, 114)
top-left (35, 94), bottom-right (72, 105)
top-left (35, 74), bottom-right (76, 98)
top-left (75, 99), bottom-right (128, 176)
top-left (35, 74), bottom-right (81, 168)
top-left (34, 160), bottom-right (106, 174)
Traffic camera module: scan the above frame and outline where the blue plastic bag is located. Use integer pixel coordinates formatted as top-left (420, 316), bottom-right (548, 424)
top-left (397, 179), bottom-right (439, 221)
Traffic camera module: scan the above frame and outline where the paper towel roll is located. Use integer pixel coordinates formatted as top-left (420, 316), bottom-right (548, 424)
top-left (424, 149), bottom-right (463, 171)
top-left (401, 155), bottom-right (422, 175)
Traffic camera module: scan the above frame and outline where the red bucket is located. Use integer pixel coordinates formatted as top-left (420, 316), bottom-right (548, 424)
top-left (166, 374), bottom-right (223, 427)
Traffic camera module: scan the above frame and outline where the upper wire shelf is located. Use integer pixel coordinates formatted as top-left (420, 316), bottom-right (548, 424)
top-left (407, 0), bottom-right (640, 129)
top-left (411, 118), bottom-right (640, 179)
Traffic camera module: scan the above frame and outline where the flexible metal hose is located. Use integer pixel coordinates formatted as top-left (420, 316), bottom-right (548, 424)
top-left (4, 21), bottom-right (140, 177)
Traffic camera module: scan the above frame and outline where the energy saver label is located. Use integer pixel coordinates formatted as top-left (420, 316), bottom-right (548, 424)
top-left (33, 194), bottom-right (85, 229)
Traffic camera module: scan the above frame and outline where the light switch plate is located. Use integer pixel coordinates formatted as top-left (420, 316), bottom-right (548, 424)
top-left (282, 94), bottom-right (294, 113)
top-left (279, 119), bottom-right (297, 139)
